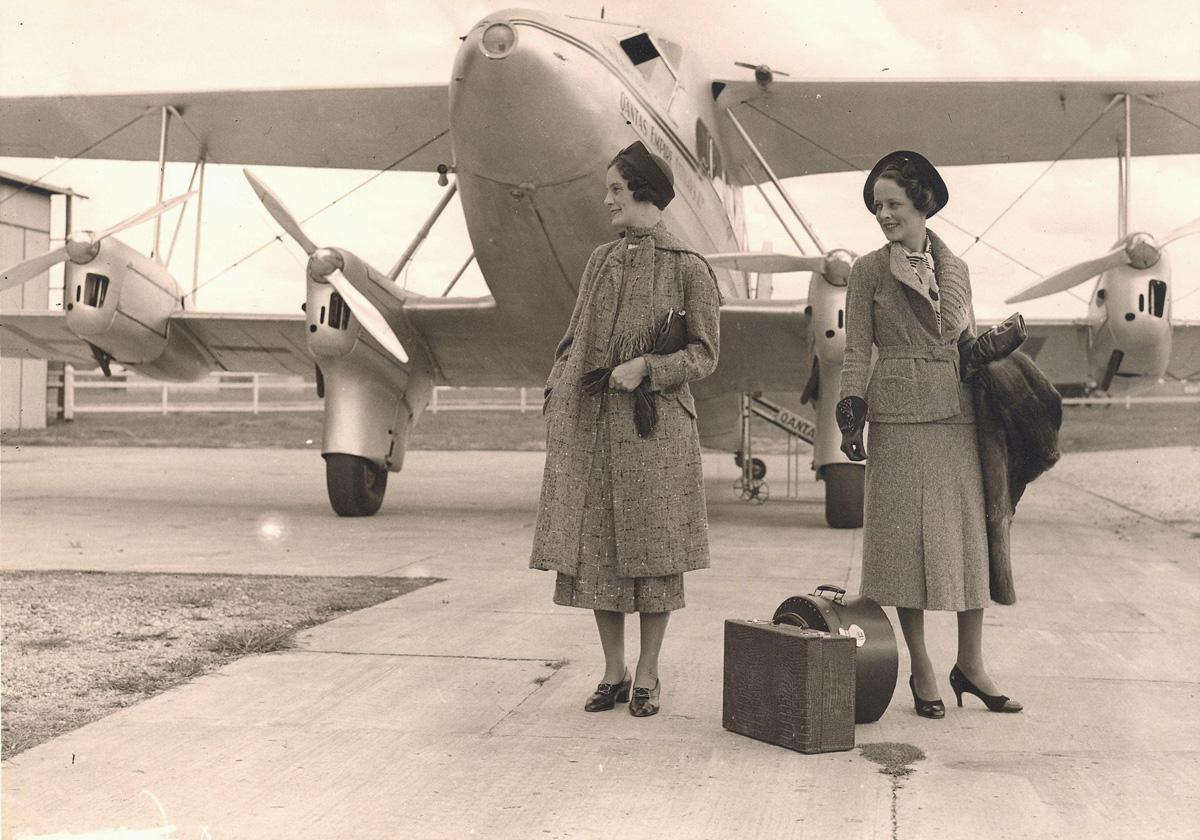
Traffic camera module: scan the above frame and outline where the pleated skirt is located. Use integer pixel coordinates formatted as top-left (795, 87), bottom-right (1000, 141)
top-left (553, 401), bottom-right (685, 614)
top-left (860, 421), bottom-right (990, 611)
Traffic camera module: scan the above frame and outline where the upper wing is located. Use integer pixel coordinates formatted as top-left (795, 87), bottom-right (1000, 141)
top-left (714, 79), bottom-right (1200, 182)
top-left (1169, 321), bottom-right (1200, 381)
top-left (172, 312), bottom-right (311, 375)
top-left (696, 300), bottom-right (811, 395)
top-left (0, 86), bottom-right (450, 170)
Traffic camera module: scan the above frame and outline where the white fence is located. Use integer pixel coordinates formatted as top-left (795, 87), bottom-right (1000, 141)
top-left (50, 367), bottom-right (535, 417)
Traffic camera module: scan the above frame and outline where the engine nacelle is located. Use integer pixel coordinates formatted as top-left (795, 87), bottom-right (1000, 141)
top-left (1087, 256), bottom-right (1173, 389)
top-left (806, 264), bottom-right (851, 367)
top-left (64, 238), bottom-right (210, 381)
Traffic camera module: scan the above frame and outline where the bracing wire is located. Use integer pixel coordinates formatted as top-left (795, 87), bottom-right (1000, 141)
top-left (961, 104), bottom-right (1116, 257)
top-left (744, 103), bottom-right (1076, 278)
top-left (0, 108), bottom-right (157, 207)
top-left (184, 129), bottom-right (449, 300)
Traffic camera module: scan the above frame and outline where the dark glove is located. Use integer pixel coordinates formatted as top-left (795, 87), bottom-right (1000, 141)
top-left (632, 382), bottom-right (657, 438)
top-left (581, 366), bottom-right (611, 396)
top-left (958, 313), bottom-right (1027, 381)
top-left (836, 396), bottom-right (868, 461)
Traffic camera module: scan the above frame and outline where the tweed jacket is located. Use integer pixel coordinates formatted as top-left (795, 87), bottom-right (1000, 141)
top-left (530, 223), bottom-right (721, 578)
top-left (840, 229), bottom-right (977, 424)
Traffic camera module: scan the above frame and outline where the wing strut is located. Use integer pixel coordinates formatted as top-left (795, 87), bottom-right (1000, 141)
top-left (386, 181), bottom-right (458, 284)
top-left (725, 108), bottom-right (823, 254)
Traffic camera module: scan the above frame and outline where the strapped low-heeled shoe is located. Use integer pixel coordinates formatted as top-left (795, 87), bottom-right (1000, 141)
top-left (950, 664), bottom-right (1023, 713)
top-left (909, 676), bottom-right (946, 719)
top-left (584, 670), bottom-right (631, 712)
top-left (628, 679), bottom-right (661, 718)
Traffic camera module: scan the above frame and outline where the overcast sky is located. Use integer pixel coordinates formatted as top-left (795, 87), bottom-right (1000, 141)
top-left (1, 0), bottom-right (1198, 320)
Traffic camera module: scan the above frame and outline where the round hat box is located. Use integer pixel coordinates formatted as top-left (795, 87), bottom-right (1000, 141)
top-left (773, 586), bottom-right (898, 723)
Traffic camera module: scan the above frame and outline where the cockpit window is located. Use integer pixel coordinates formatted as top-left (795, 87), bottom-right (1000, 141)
top-left (620, 33), bottom-right (677, 104)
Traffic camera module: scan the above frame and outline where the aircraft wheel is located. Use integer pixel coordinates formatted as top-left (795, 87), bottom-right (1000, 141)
top-left (750, 457), bottom-right (766, 480)
top-left (325, 453), bottom-right (388, 517)
top-left (823, 463), bottom-right (864, 529)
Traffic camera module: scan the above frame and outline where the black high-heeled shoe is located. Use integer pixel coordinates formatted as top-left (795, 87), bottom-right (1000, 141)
top-left (629, 679), bottom-right (660, 718)
top-left (584, 670), bottom-right (631, 712)
top-left (909, 676), bottom-right (945, 719)
top-left (949, 665), bottom-right (1023, 713)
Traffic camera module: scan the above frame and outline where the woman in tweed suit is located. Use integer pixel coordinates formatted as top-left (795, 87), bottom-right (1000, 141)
top-left (837, 151), bottom-right (1022, 717)
top-left (529, 141), bottom-right (721, 718)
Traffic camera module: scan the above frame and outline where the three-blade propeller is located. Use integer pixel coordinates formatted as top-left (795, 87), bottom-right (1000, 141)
top-left (243, 169), bottom-right (409, 365)
top-left (0, 191), bottom-right (195, 293)
top-left (1005, 215), bottom-right (1200, 304)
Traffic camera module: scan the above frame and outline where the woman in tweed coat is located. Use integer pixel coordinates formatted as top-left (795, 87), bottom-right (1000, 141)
top-left (837, 151), bottom-right (1022, 717)
top-left (530, 141), bottom-right (721, 718)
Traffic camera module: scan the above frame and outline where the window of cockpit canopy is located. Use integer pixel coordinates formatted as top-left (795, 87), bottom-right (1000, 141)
top-left (620, 33), bottom-right (681, 107)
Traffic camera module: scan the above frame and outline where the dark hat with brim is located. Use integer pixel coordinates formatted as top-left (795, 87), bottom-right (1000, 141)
top-left (863, 150), bottom-right (948, 217)
top-left (614, 140), bottom-right (675, 207)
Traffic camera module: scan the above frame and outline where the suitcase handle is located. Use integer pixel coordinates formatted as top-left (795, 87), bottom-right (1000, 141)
top-left (772, 611), bottom-right (811, 629)
top-left (813, 584), bottom-right (847, 604)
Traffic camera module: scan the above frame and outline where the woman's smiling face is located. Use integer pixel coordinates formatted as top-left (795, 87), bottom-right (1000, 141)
top-left (872, 176), bottom-right (926, 250)
top-left (604, 165), bottom-right (656, 229)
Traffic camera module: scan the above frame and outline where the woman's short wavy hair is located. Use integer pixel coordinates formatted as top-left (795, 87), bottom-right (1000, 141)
top-left (609, 155), bottom-right (671, 210)
top-left (875, 159), bottom-right (941, 217)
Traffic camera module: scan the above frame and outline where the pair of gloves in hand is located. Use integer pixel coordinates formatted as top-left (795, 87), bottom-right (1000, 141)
top-left (835, 314), bottom-right (1027, 462)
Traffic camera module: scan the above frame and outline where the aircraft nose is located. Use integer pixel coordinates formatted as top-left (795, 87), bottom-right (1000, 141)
top-left (451, 15), bottom-right (611, 186)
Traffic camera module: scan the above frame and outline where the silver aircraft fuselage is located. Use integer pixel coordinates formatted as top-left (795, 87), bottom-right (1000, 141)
top-left (448, 9), bottom-right (749, 385)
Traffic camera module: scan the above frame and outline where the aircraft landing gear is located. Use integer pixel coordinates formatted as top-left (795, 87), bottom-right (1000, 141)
top-left (325, 453), bottom-right (388, 517)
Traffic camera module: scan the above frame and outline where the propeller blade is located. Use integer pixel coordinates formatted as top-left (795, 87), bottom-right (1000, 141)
top-left (243, 168), bottom-right (318, 256)
top-left (1161, 215), bottom-right (1200, 246)
top-left (326, 269), bottom-right (409, 364)
top-left (1004, 246), bottom-right (1128, 304)
top-left (0, 246), bottom-right (69, 292)
top-left (93, 191), bottom-right (196, 241)
top-left (706, 252), bottom-right (828, 274)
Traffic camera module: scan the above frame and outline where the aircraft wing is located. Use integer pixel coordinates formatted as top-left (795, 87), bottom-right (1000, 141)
top-left (1169, 321), bottom-right (1200, 381)
top-left (714, 79), bottom-right (1200, 182)
top-left (172, 312), bottom-right (312, 375)
top-left (699, 300), bottom-right (811, 395)
top-left (0, 86), bottom-right (450, 170)
top-left (0, 310), bottom-right (99, 368)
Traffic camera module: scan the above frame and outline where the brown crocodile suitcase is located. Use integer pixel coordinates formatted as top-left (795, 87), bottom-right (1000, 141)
top-left (722, 619), bottom-right (856, 754)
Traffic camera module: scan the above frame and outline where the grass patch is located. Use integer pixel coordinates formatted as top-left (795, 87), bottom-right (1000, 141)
top-left (0, 570), bottom-right (441, 759)
top-left (205, 625), bottom-right (296, 656)
top-left (22, 634), bottom-right (71, 651)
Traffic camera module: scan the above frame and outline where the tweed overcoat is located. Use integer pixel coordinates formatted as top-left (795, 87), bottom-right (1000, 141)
top-left (840, 229), bottom-right (976, 422)
top-left (529, 222), bottom-right (721, 579)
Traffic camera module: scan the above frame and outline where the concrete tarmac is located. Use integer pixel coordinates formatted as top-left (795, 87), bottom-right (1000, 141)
top-left (1, 444), bottom-right (1197, 839)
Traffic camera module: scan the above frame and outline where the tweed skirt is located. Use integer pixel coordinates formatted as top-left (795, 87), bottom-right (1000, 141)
top-left (553, 400), bottom-right (685, 614)
top-left (860, 421), bottom-right (990, 611)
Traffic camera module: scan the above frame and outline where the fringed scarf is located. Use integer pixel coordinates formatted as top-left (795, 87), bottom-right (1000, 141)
top-left (607, 221), bottom-right (714, 366)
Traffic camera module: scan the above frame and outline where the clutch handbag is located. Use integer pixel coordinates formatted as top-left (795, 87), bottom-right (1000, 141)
top-left (581, 309), bottom-right (690, 438)
top-left (975, 312), bottom-right (1027, 362)
top-left (960, 312), bottom-right (1027, 380)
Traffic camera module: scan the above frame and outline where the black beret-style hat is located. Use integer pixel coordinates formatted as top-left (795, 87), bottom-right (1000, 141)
top-left (863, 150), bottom-right (948, 217)
top-left (614, 140), bottom-right (675, 207)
